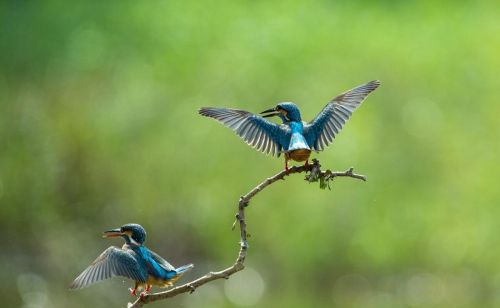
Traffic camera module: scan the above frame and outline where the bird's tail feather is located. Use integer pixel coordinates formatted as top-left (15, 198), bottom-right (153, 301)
top-left (175, 263), bottom-right (194, 274)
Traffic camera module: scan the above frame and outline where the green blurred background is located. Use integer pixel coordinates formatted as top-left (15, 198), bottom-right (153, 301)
top-left (1, 1), bottom-right (499, 307)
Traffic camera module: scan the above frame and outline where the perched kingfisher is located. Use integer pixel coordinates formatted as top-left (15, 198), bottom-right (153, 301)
top-left (70, 223), bottom-right (194, 296)
top-left (199, 80), bottom-right (380, 170)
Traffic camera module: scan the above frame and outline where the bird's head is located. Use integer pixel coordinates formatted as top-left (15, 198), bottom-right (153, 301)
top-left (260, 102), bottom-right (301, 122)
top-left (103, 223), bottom-right (146, 246)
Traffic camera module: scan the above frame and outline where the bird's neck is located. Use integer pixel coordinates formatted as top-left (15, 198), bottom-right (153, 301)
top-left (135, 245), bottom-right (148, 254)
top-left (289, 121), bottom-right (304, 133)
top-left (123, 243), bottom-right (144, 251)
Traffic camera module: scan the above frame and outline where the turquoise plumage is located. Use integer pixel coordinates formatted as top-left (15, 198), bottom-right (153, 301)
top-left (199, 80), bottom-right (380, 169)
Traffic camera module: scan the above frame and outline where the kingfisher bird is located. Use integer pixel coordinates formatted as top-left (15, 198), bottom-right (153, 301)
top-left (70, 223), bottom-right (194, 296)
top-left (199, 80), bottom-right (380, 170)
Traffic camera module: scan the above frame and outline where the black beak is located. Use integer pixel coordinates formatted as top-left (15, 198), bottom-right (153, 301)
top-left (260, 107), bottom-right (279, 118)
top-left (103, 228), bottom-right (122, 238)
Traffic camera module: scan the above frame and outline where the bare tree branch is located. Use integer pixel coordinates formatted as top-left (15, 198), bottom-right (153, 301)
top-left (128, 159), bottom-right (366, 308)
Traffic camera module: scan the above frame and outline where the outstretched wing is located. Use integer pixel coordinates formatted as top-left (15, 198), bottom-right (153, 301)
top-left (70, 247), bottom-right (147, 289)
top-left (303, 80), bottom-right (380, 151)
top-left (199, 107), bottom-right (291, 156)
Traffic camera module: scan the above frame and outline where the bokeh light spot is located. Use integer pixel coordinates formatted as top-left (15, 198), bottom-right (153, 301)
top-left (404, 273), bottom-right (445, 306)
top-left (17, 273), bottom-right (49, 308)
top-left (224, 267), bottom-right (265, 306)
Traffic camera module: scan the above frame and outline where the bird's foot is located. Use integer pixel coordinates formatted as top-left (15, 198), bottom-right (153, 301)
top-left (139, 285), bottom-right (151, 297)
top-left (129, 288), bottom-right (138, 296)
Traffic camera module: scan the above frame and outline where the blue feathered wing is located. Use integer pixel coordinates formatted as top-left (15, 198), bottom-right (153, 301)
top-left (69, 246), bottom-right (147, 289)
top-left (199, 107), bottom-right (291, 156)
top-left (303, 80), bottom-right (380, 151)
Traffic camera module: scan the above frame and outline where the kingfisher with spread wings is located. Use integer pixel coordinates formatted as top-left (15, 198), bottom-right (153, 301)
top-left (199, 80), bottom-right (380, 170)
top-left (70, 224), bottom-right (193, 296)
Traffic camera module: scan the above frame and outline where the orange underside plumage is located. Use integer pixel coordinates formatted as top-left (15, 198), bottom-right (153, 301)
top-left (132, 274), bottom-right (183, 294)
top-left (285, 149), bottom-right (311, 162)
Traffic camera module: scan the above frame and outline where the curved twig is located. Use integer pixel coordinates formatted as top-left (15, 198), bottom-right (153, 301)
top-left (128, 159), bottom-right (366, 307)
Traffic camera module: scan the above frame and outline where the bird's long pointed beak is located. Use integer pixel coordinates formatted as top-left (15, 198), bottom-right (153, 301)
top-left (260, 107), bottom-right (279, 118)
top-left (103, 228), bottom-right (123, 238)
